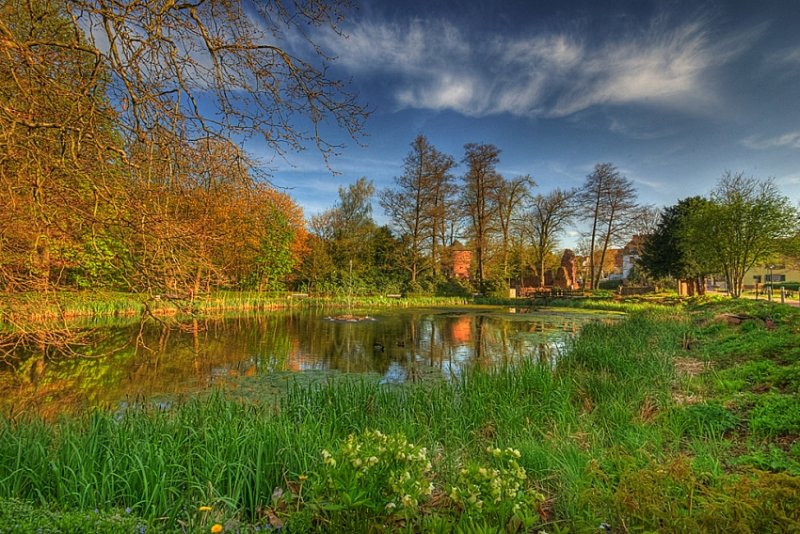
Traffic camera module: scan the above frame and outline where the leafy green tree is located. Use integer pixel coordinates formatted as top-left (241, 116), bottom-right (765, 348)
top-left (310, 177), bottom-right (379, 288)
top-left (297, 234), bottom-right (336, 294)
top-left (688, 172), bottom-right (799, 298)
top-left (639, 197), bottom-right (715, 295)
top-left (246, 212), bottom-right (295, 292)
top-left (368, 226), bottom-right (406, 293)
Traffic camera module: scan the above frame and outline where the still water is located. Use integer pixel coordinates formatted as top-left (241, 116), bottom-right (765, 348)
top-left (1, 307), bottom-right (618, 419)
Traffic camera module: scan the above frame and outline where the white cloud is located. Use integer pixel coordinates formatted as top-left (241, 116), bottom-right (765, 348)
top-left (742, 131), bottom-right (800, 150)
top-left (318, 15), bottom-right (752, 119)
top-left (767, 47), bottom-right (800, 66)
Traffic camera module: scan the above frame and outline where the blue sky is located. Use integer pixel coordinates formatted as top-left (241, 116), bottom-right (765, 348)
top-left (263, 0), bottom-right (800, 230)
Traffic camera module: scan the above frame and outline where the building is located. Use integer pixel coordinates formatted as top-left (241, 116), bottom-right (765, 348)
top-left (621, 235), bottom-right (646, 279)
top-left (742, 259), bottom-right (800, 289)
top-left (449, 241), bottom-right (472, 280)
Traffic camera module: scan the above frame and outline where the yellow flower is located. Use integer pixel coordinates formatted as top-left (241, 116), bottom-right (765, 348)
top-left (210, 524), bottom-right (223, 533)
top-left (198, 506), bottom-right (212, 512)
top-left (298, 474), bottom-right (308, 481)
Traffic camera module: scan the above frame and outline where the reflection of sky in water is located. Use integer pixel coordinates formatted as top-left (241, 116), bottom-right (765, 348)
top-left (380, 362), bottom-right (407, 384)
top-left (2, 308), bottom-right (617, 417)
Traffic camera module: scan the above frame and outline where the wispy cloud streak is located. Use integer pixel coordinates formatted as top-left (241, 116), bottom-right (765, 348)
top-left (319, 16), bottom-right (755, 118)
top-left (742, 131), bottom-right (800, 150)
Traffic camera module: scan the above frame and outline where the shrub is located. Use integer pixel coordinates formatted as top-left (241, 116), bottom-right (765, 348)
top-left (598, 279), bottom-right (623, 291)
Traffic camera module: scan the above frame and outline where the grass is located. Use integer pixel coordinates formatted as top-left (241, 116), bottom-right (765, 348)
top-left (1, 299), bottom-right (799, 531)
top-left (0, 291), bottom-right (469, 327)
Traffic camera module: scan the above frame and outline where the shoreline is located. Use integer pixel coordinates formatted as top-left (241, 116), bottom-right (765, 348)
top-left (0, 291), bottom-right (472, 327)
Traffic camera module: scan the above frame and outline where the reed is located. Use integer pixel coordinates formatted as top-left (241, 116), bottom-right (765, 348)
top-left (1, 291), bottom-right (469, 327)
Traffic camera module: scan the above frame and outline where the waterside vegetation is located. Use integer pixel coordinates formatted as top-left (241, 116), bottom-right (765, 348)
top-left (0, 291), bottom-right (470, 325)
top-left (1, 298), bottom-right (799, 532)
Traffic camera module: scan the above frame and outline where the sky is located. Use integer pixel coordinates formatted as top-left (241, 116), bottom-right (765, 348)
top-left (262, 0), bottom-right (800, 236)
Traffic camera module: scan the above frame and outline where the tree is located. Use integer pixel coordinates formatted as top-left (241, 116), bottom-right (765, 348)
top-left (690, 172), bottom-right (799, 298)
top-left (495, 175), bottom-right (534, 283)
top-left (461, 143), bottom-right (503, 289)
top-left (0, 0), bottom-right (122, 290)
top-left (315, 177), bottom-right (377, 279)
top-left (524, 188), bottom-right (577, 287)
top-left (0, 0), bottom-right (367, 293)
top-left (630, 205), bottom-right (661, 238)
top-left (379, 135), bottom-right (455, 285)
top-left (428, 157), bottom-right (459, 278)
top-left (576, 163), bottom-right (638, 289)
top-left (237, 186), bottom-right (307, 292)
top-left (638, 197), bottom-right (715, 295)
top-left (32, 0), bottom-right (366, 158)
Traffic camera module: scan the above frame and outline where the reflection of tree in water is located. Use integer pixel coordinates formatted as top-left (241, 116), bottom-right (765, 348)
top-left (1, 309), bottom-right (601, 419)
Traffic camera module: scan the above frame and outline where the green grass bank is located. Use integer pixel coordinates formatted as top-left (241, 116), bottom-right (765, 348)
top-left (1, 299), bottom-right (799, 532)
top-left (0, 291), bottom-right (469, 326)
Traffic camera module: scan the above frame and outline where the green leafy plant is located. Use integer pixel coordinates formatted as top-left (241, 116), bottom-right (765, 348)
top-left (304, 429), bottom-right (434, 519)
top-left (749, 393), bottom-right (800, 437)
top-left (0, 498), bottom-right (147, 533)
top-left (448, 446), bottom-right (544, 529)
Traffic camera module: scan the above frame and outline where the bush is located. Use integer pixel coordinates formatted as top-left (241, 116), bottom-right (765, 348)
top-left (275, 431), bottom-right (544, 531)
top-left (435, 277), bottom-right (472, 297)
top-left (480, 279), bottom-right (510, 299)
top-left (764, 281), bottom-right (800, 291)
top-left (598, 279), bottom-right (623, 290)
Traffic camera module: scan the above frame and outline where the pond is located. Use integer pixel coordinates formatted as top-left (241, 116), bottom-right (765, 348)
top-left (0, 306), bottom-right (620, 419)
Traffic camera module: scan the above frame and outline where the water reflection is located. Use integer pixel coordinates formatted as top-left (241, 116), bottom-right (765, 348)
top-left (0, 308), bottom-right (613, 418)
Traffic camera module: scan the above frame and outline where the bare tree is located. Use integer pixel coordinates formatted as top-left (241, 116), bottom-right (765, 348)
top-left (496, 175), bottom-right (535, 283)
top-left (379, 135), bottom-right (455, 284)
top-left (630, 204), bottom-right (660, 239)
top-left (461, 143), bottom-right (503, 288)
top-left (67, 0), bottom-right (366, 156)
top-left (0, 0), bottom-right (367, 293)
top-left (524, 188), bottom-right (577, 287)
top-left (576, 163), bottom-right (638, 289)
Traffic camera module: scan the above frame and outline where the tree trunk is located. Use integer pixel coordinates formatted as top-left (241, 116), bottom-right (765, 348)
top-left (193, 264), bottom-right (202, 296)
top-left (538, 258), bottom-right (546, 288)
top-left (696, 276), bottom-right (706, 295)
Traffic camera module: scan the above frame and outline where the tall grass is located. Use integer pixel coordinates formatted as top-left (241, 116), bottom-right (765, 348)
top-left (1, 291), bottom-right (468, 327)
top-left (1, 303), bottom-right (799, 531)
